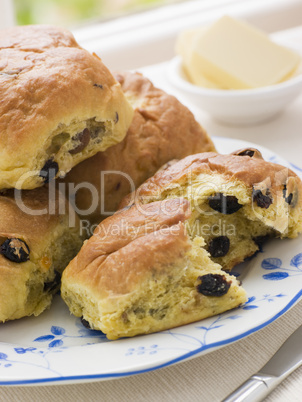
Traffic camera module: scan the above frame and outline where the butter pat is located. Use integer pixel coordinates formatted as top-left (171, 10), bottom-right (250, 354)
top-left (176, 28), bottom-right (221, 88)
top-left (180, 16), bottom-right (300, 89)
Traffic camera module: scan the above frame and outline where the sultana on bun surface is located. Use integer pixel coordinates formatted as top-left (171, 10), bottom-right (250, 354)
top-left (0, 25), bottom-right (133, 190)
top-left (62, 71), bottom-right (216, 224)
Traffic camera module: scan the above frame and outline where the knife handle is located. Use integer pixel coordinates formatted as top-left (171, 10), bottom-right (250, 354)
top-left (223, 375), bottom-right (276, 402)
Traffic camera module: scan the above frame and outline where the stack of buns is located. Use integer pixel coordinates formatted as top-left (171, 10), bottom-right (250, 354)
top-left (0, 24), bottom-right (134, 321)
top-left (1, 25), bottom-right (302, 339)
top-left (0, 25), bottom-right (215, 323)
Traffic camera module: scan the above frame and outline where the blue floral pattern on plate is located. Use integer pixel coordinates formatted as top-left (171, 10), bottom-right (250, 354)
top-left (262, 253), bottom-right (302, 280)
top-left (0, 138), bottom-right (301, 386)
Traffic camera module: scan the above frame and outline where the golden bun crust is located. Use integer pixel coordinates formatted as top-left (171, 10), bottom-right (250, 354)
top-left (0, 25), bottom-right (133, 190)
top-left (61, 198), bottom-right (246, 339)
top-left (0, 187), bottom-right (83, 322)
top-left (65, 198), bottom-right (191, 279)
top-left (63, 71), bottom-right (216, 224)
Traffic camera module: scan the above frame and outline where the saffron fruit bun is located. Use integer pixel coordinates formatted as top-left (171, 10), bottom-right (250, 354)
top-left (0, 25), bottom-right (133, 190)
top-left (120, 149), bottom-right (302, 271)
top-left (0, 187), bottom-right (83, 322)
top-left (61, 198), bottom-right (246, 340)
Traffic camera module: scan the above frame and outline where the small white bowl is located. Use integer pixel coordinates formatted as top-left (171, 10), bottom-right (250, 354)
top-left (167, 56), bottom-right (302, 125)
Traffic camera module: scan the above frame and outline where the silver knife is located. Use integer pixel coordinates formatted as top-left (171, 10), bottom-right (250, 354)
top-left (223, 325), bottom-right (302, 402)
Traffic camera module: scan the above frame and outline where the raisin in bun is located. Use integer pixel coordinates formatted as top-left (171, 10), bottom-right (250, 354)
top-left (62, 71), bottom-right (215, 224)
top-left (0, 25), bottom-right (133, 190)
top-left (0, 187), bottom-right (83, 322)
top-left (61, 198), bottom-right (246, 339)
top-left (120, 149), bottom-right (302, 271)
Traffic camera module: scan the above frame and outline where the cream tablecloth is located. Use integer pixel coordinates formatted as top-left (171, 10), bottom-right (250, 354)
top-left (1, 26), bottom-right (302, 402)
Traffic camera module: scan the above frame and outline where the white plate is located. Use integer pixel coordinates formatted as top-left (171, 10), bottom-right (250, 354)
top-left (0, 137), bottom-right (301, 386)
